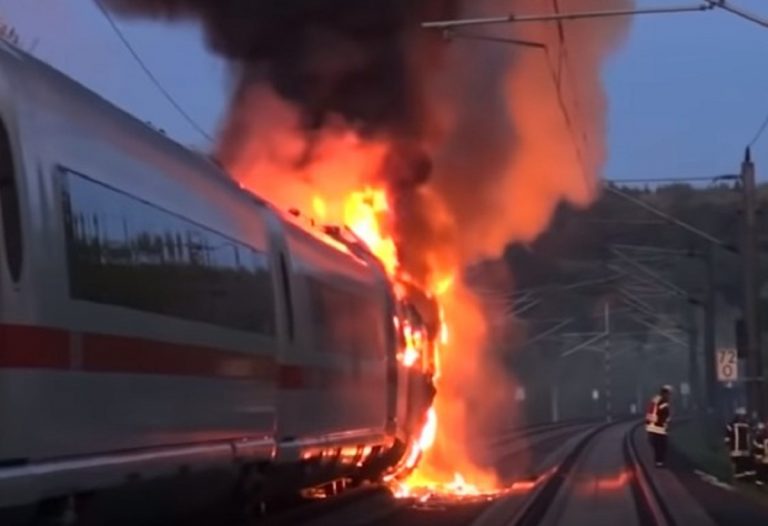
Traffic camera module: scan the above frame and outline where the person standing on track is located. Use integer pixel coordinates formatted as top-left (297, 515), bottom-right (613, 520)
top-left (645, 385), bottom-right (672, 467)
top-left (726, 408), bottom-right (754, 480)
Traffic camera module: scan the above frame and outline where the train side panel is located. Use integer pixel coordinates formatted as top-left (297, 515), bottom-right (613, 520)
top-left (0, 39), bottom-right (404, 513)
top-left (0, 44), bottom-right (280, 505)
top-left (276, 223), bottom-right (393, 460)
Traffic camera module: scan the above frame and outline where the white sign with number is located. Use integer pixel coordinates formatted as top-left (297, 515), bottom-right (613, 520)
top-left (717, 349), bottom-right (738, 382)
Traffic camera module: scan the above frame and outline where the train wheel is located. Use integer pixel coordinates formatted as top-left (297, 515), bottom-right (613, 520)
top-left (35, 495), bottom-right (80, 526)
top-left (233, 464), bottom-right (268, 522)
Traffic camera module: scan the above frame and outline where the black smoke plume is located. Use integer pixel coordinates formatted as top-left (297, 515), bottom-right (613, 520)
top-left (103, 0), bottom-right (457, 175)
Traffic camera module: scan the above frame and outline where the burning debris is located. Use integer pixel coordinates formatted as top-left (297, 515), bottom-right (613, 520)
top-left (101, 0), bottom-right (632, 499)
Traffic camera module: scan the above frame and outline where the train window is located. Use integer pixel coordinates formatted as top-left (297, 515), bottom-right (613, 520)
top-left (61, 170), bottom-right (276, 335)
top-left (307, 277), bottom-right (386, 358)
top-left (279, 254), bottom-right (295, 341)
top-left (0, 121), bottom-right (22, 282)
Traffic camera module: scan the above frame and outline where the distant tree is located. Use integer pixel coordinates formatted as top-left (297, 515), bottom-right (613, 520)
top-left (0, 17), bottom-right (38, 53)
top-left (0, 17), bottom-right (20, 47)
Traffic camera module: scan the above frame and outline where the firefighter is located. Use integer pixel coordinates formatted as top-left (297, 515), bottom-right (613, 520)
top-left (725, 408), bottom-right (754, 480)
top-left (753, 422), bottom-right (768, 486)
top-left (645, 385), bottom-right (672, 467)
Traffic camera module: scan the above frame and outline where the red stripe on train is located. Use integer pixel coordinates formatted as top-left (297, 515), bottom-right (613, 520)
top-left (0, 324), bottom-right (275, 380)
top-left (0, 324), bottom-right (70, 369)
top-left (81, 334), bottom-right (275, 380)
top-left (0, 324), bottom-right (390, 389)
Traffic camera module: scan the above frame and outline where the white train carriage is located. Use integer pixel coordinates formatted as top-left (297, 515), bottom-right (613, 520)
top-left (0, 41), bottom-right (399, 516)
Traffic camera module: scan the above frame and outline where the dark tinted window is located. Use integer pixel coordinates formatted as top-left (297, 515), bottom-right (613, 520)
top-left (61, 169), bottom-right (275, 335)
top-left (0, 121), bottom-right (22, 282)
top-left (279, 254), bottom-right (295, 341)
top-left (307, 277), bottom-right (386, 357)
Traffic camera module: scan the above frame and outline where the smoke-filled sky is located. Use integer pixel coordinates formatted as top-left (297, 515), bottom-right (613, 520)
top-left (1, 0), bottom-right (767, 182)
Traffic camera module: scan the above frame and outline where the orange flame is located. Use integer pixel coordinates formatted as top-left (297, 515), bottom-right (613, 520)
top-left (595, 471), bottom-right (632, 491)
top-left (418, 407), bottom-right (439, 453)
top-left (316, 185), bottom-right (500, 498)
top-left (401, 322), bottom-right (423, 368)
top-left (343, 188), bottom-right (399, 275)
top-left (227, 0), bottom-right (633, 504)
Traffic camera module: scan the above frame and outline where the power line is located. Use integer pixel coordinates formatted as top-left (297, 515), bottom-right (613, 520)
top-left (422, 3), bottom-right (714, 29)
top-left (93, 0), bottom-right (215, 144)
top-left (444, 29), bottom-right (591, 192)
top-left (605, 175), bottom-right (738, 184)
top-left (603, 184), bottom-right (737, 252)
top-left (749, 112), bottom-right (768, 147)
top-left (444, 31), bottom-right (545, 49)
top-left (548, 0), bottom-right (591, 192)
top-left (707, 1), bottom-right (768, 29)
top-left (540, 52), bottom-right (591, 188)
top-left (704, 1), bottom-right (768, 146)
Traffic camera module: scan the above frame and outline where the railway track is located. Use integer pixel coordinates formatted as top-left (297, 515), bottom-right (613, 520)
top-left (494, 421), bottom-right (676, 526)
top-left (624, 423), bottom-right (676, 526)
top-left (178, 418), bottom-right (738, 526)
top-left (236, 420), bottom-right (598, 526)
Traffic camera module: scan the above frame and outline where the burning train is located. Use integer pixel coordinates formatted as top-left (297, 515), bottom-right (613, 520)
top-left (0, 42), bottom-right (437, 519)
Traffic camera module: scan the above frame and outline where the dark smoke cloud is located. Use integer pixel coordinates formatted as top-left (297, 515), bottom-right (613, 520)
top-left (103, 0), bottom-right (465, 284)
top-left (104, 0), bottom-right (458, 154)
top-left (102, 0), bottom-right (630, 287)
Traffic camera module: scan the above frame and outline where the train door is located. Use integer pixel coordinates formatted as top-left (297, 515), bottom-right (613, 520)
top-left (274, 221), bottom-right (391, 461)
top-left (0, 118), bottom-right (22, 286)
top-left (271, 222), bottom-right (327, 452)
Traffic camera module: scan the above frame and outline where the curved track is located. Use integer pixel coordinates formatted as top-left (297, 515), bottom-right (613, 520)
top-left (507, 421), bottom-right (676, 526)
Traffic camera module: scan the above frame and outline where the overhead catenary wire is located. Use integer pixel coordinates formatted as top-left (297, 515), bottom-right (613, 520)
top-left (443, 27), bottom-right (592, 195)
top-left (547, 0), bottom-right (591, 193)
top-left (422, 3), bottom-right (715, 30)
top-left (626, 313), bottom-right (688, 348)
top-left (706, 0), bottom-right (768, 29)
top-left (446, 2), bottom-right (636, 198)
top-left (699, 1), bottom-right (768, 145)
top-left (93, 0), bottom-right (215, 144)
top-left (605, 175), bottom-right (738, 184)
top-left (603, 184), bottom-right (738, 252)
top-left (748, 112), bottom-right (768, 147)
top-left (442, 30), bottom-right (545, 49)
top-left (428, 2), bottom-right (768, 177)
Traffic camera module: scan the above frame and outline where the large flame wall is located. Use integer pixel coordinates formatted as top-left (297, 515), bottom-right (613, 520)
top-left (102, 0), bottom-right (633, 491)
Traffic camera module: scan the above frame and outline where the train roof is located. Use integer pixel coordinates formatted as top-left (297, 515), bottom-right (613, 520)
top-left (0, 41), bottom-right (264, 202)
top-left (0, 41), bottom-right (387, 268)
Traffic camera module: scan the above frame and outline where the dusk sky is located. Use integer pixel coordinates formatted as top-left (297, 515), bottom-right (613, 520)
top-left (2, 0), bottom-right (767, 182)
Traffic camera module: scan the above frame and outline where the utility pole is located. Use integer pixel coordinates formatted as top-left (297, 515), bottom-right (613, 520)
top-left (603, 302), bottom-right (612, 422)
top-left (550, 373), bottom-right (559, 424)
top-left (687, 303), bottom-right (700, 411)
top-left (705, 245), bottom-right (718, 411)
top-left (741, 148), bottom-right (763, 419)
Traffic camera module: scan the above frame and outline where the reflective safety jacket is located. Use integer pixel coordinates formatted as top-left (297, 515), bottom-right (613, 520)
top-left (645, 395), bottom-right (670, 435)
top-left (726, 418), bottom-right (751, 458)
top-left (753, 429), bottom-right (768, 464)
